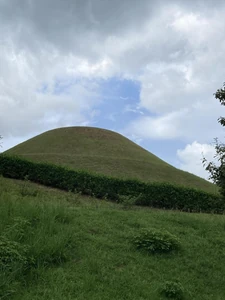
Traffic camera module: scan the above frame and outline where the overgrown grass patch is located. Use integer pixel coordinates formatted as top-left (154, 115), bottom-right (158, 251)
top-left (0, 180), bottom-right (76, 299)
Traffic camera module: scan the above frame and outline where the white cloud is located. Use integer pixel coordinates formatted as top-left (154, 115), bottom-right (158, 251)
top-left (124, 110), bottom-right (186, 140)
top-left (176, 141), bottom-right (216, 180)
top-left (0, 40), bottom-right (106, 140)
top-left (124, 98), bottom-right (223, 144)
top-left (126, 6), bottom-right (225, 146)
top-left (138, 8), bottom-right (225, 115)
top-left (124, 104), bottom-right (144, 115)
top-left (1, 0), bottom-right (225, 167)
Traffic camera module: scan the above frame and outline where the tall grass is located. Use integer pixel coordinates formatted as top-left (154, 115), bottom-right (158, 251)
top-left (0, 178), bottom-right (76, 299)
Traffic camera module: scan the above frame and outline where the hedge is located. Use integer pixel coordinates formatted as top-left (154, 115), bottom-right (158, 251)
top-left (0, 154), bottom-right (224, 213)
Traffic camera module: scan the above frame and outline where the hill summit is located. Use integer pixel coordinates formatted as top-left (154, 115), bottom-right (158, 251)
top-left (6, 126), bottom-right (217, 193)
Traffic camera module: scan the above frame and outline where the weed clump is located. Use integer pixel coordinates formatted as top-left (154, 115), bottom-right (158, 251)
top-left (133, 229), bottom-right (180, 254)
top-left (0, 236), bottom-right (30, 270)
top-left (160, 281), bottom-right (185, 299)
top-left (0, 234), bottom-right (31, 299)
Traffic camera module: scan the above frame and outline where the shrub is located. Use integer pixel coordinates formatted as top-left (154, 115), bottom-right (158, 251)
top-left (0, 236), bottom-right (30, 270)
top-left (0, 154), bottom-right (223, 213)
top-left (160, 281), bottom-right (185, 299)
top-left (133, 229), bottom-right (181, 254)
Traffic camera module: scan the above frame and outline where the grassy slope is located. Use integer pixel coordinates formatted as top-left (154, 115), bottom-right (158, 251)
top-left (6, 126), bottom-right (217, 194)
top-left (0, 176), bottom-right (225, 300)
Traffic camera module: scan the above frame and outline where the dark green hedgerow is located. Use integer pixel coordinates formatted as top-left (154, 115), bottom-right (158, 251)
top-left (0, 154), bottom-right (224, 213)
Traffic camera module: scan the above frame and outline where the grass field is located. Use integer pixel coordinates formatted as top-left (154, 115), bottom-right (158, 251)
top-left (1, 176), bottom-right (225, 300)
top-left (6, 126), bottom-right (218, 194)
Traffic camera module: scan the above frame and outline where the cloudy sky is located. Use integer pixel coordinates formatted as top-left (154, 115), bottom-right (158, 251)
top-left (0, 0), bottom-right (224, 180)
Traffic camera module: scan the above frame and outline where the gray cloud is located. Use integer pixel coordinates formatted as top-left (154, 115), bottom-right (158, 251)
top-left (0, 0), bottom-right (157, 59)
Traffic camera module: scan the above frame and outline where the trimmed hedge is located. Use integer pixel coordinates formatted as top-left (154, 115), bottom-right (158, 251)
top-left (0, 154), bottom-right (224, 213)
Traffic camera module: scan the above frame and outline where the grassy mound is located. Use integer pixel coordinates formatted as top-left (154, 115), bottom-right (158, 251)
top-left (5, 126), bottom-right (217, 194)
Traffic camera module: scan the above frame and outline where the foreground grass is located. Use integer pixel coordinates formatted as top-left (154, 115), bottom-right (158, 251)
top-left (1, 176), bottom-right (225, 300)
top-left (6, 126), bottom-right (218, 194)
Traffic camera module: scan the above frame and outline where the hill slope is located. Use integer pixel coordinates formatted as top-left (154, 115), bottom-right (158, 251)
top-left (6, 126), bottom-right (217, 193)
top-left (1, 176), bottom-right (225, 300)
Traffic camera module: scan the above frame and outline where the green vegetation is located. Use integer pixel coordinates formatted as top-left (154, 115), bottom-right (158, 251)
top-left (5, 126), bottom-right (218, 193)
top-left (133, 229), bottom-right (181, 254)
top-left (203, 82), bottom-right (225, 198)
top-left (0, 154), bottom-right (223, 213)
top-left (1, 125), bottom-right (224, 299)
top-left (160, 281), bottom-right (185, 300)
top-left (1, 176), bottom-right (225, 300)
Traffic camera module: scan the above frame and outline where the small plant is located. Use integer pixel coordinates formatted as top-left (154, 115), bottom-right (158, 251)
top-left (0, 227), bottom-right (34, 299)
top-left (4, 217), bottom-right (31, 241)
top-left (20, 178), bottom-right (39, 197)
top-left (160, 281), bottom-right (185, 299)
top-left (133, 229), bottom-right (180, 254)
top-left (118, 195), bottom-right (136, 209)
top-left (0, 236), bottom-right (30, 270)
top-left (65, 190), bottom-right (81, 204)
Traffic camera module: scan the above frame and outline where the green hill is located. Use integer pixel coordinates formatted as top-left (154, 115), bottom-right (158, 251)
top-left (6, 126), bottom-right (217, 193)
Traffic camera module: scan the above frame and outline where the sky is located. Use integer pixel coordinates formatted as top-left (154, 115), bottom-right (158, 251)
top-left (0, 0), bottom-right (224, 180)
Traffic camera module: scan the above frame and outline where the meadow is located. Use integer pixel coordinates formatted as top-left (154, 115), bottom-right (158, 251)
top-left (1, 176), bottom-right (225, 300)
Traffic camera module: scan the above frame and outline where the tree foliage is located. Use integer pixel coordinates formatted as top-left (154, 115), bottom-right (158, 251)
top-left (203, 83), bottom-right (225, 197)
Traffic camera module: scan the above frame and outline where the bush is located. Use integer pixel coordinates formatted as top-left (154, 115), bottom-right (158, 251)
top-left (0, 154), bottom-right (223, 213)
top-left (160, 281), bottom-right (185, 299)
top-left (0, 217), bottom-right (32, 270)
top-left (133, 229), bottom-right (180, 254)
top-left (0, 236), bottom-right (30, 270)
